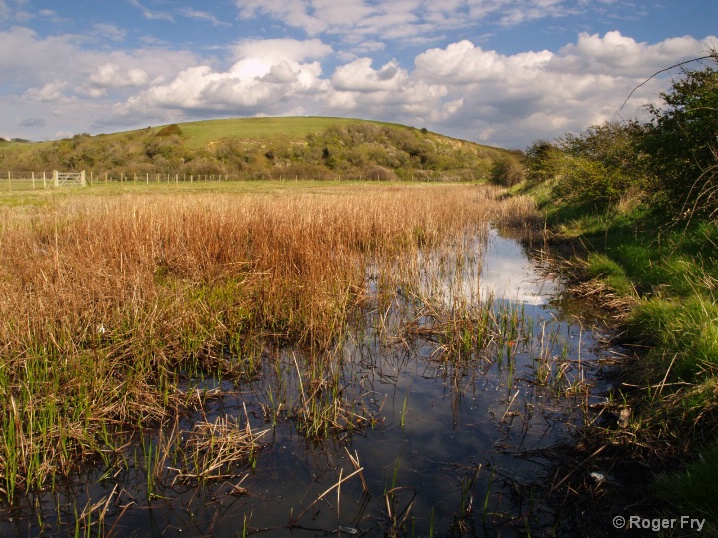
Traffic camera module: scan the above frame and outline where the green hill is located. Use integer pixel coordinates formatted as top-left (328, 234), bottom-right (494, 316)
top-left (177, 117), bottom-right (386, 148)
top-left (0, 117), bottom-right (509, 181)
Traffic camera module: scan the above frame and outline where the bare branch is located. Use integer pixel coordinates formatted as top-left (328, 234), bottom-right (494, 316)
top-left (620, 55), bottom-right (714, 111)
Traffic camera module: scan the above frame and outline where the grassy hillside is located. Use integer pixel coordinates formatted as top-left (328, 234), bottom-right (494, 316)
top-left (177, 116), bottom-right (386, 148)
top-left (0, 117), bottom-right (506, 181)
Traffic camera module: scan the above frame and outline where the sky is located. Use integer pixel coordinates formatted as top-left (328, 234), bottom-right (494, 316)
top-left (1, 0), bottom-right (716, 149)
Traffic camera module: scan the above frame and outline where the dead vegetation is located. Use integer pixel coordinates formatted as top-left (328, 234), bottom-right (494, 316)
top-left (0, 183), bottom-right (539, 503)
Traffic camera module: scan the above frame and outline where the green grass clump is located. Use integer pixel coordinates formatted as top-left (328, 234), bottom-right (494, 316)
top-left (629, 296), bottom-right (718, 382)
top-left (655, 440), bottom-right (718, 522)
top-left (585, 253), bottom-right (634, 296)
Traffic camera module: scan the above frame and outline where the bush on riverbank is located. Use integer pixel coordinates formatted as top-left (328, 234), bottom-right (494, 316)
top-left (516, 51), bottom-right (718, 524)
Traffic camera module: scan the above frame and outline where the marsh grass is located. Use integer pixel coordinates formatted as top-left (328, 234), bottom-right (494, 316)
top-left (174, 411), bottom-right (267, 485)
top-left (0, 183), bottom-right (539, 506)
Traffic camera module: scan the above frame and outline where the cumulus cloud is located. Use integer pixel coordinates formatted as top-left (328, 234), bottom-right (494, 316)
top-left (232, 38), bottom-right (333, 63)
top-left (332, 59), bottom-right (408, 92)
top-left (23, 80), bottom-right (70, 102)
top-left (555, 31), bottom-right (714, 75)
top-left (115, 39), bottom-right (331, 120)
top-left (108, 30), bottom-right (717, 148)
top-left (0, 26), bottom-right (198, 90)
top-left (409, 32), bottom-right (716, 146)
top-left (85, 64), bottom-right (149, 97)
top-left (0, 25), bottom-right (199, 139)
top-left (3, 5), bottom-right (716, 150)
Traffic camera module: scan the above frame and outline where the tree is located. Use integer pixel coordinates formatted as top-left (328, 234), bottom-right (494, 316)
top-left (641, 56), bottom-right (718, 216)
top-left (524, 140), bottom-right (562, 183)
top-left (489, 152), bottom-right (526, 186)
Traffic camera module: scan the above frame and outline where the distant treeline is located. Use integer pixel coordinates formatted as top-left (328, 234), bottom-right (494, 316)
top-left (0, 122), bottom-right (502, 182)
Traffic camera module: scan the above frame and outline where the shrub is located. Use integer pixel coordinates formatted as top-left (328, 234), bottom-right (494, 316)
top-left (156, 124), bottom-right (183, 137)
top-left (488, 154), bottom-right (526, 186)
top-left (360, 165), bottom-right (398, 181)
top-left (641, 62), bottom-right (718, 217)
top-left (525, 140), bottom-right (563, 184)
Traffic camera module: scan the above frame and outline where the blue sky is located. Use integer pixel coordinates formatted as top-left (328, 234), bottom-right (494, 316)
top-left (1, 0), bottom-right (716, 148)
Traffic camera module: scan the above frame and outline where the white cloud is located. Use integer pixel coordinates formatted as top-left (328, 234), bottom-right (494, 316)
top-left (85, 63), bottom-right (149, 97)
top-left (3, 11), bottom-right (717, 150)
top-left (109, 30), bottom-right (718, 148)
top-left (0, 26), bottom-right (198, 89)
top-left (178, 8), bottom-right (231, 27)
top-left (92, 23), bottom-right (127, 42)
top-left (115, 39), bottom-right (331, 120)
top-left (555, 31), bottom-right (714, 75)
top-left (232, 38), bottom-right (333, 63)
top-left (234, 0), bottom-right (610, 49)
top-left (407, 32), bottom-right (717, 146)
top-left (0, 26), bottom-right (199, 138)
top-left (22, 80), bottom-right (70, 102)
top-left (332, 59), bottom-right (409, 92)
top-left (127, 0), bottom-right (174, 22)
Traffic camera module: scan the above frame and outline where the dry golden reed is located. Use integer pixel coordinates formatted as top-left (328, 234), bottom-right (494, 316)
top-left (0, 183), bottom-right (537, 500)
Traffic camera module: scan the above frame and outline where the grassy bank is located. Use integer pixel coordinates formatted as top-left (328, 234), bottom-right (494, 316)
top-left (489, 57), bottom-right (718, 530)
top-left (520, 186), bottom-right (718, 528)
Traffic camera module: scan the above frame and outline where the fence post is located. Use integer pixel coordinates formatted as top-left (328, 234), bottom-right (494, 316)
top-left (81, 170), bottom-right (87, 187)
top-left (32, 172), bottom-right (35, 190)
top-left (43, 171), bottom-right (47, 189)
top-left (53, 170), bottom-right (59, 188)
top-left (7, 172), bottom-right (10, 192)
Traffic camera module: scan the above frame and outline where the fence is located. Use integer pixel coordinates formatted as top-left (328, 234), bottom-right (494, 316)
top-left (1, 169), bottom-right (463, 193)
top-left (3, 171), bottom-right (50, 191)
top-left (90, 172), bottom-right (234, 184)
top-left (1, 171), bottom-right (274, 193)
top-left (3, 170), bottom-right (89, 192)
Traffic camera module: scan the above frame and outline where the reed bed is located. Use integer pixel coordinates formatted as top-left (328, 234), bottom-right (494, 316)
top-left (0, 183), bottom-right (538, 503)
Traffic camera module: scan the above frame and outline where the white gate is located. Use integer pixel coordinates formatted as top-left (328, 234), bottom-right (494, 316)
top-left (53, 170), bottom-right (86, 187)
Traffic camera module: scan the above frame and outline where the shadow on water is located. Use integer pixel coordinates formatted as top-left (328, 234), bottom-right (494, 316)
top-left (1, 226), bottom-right (616, 537)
